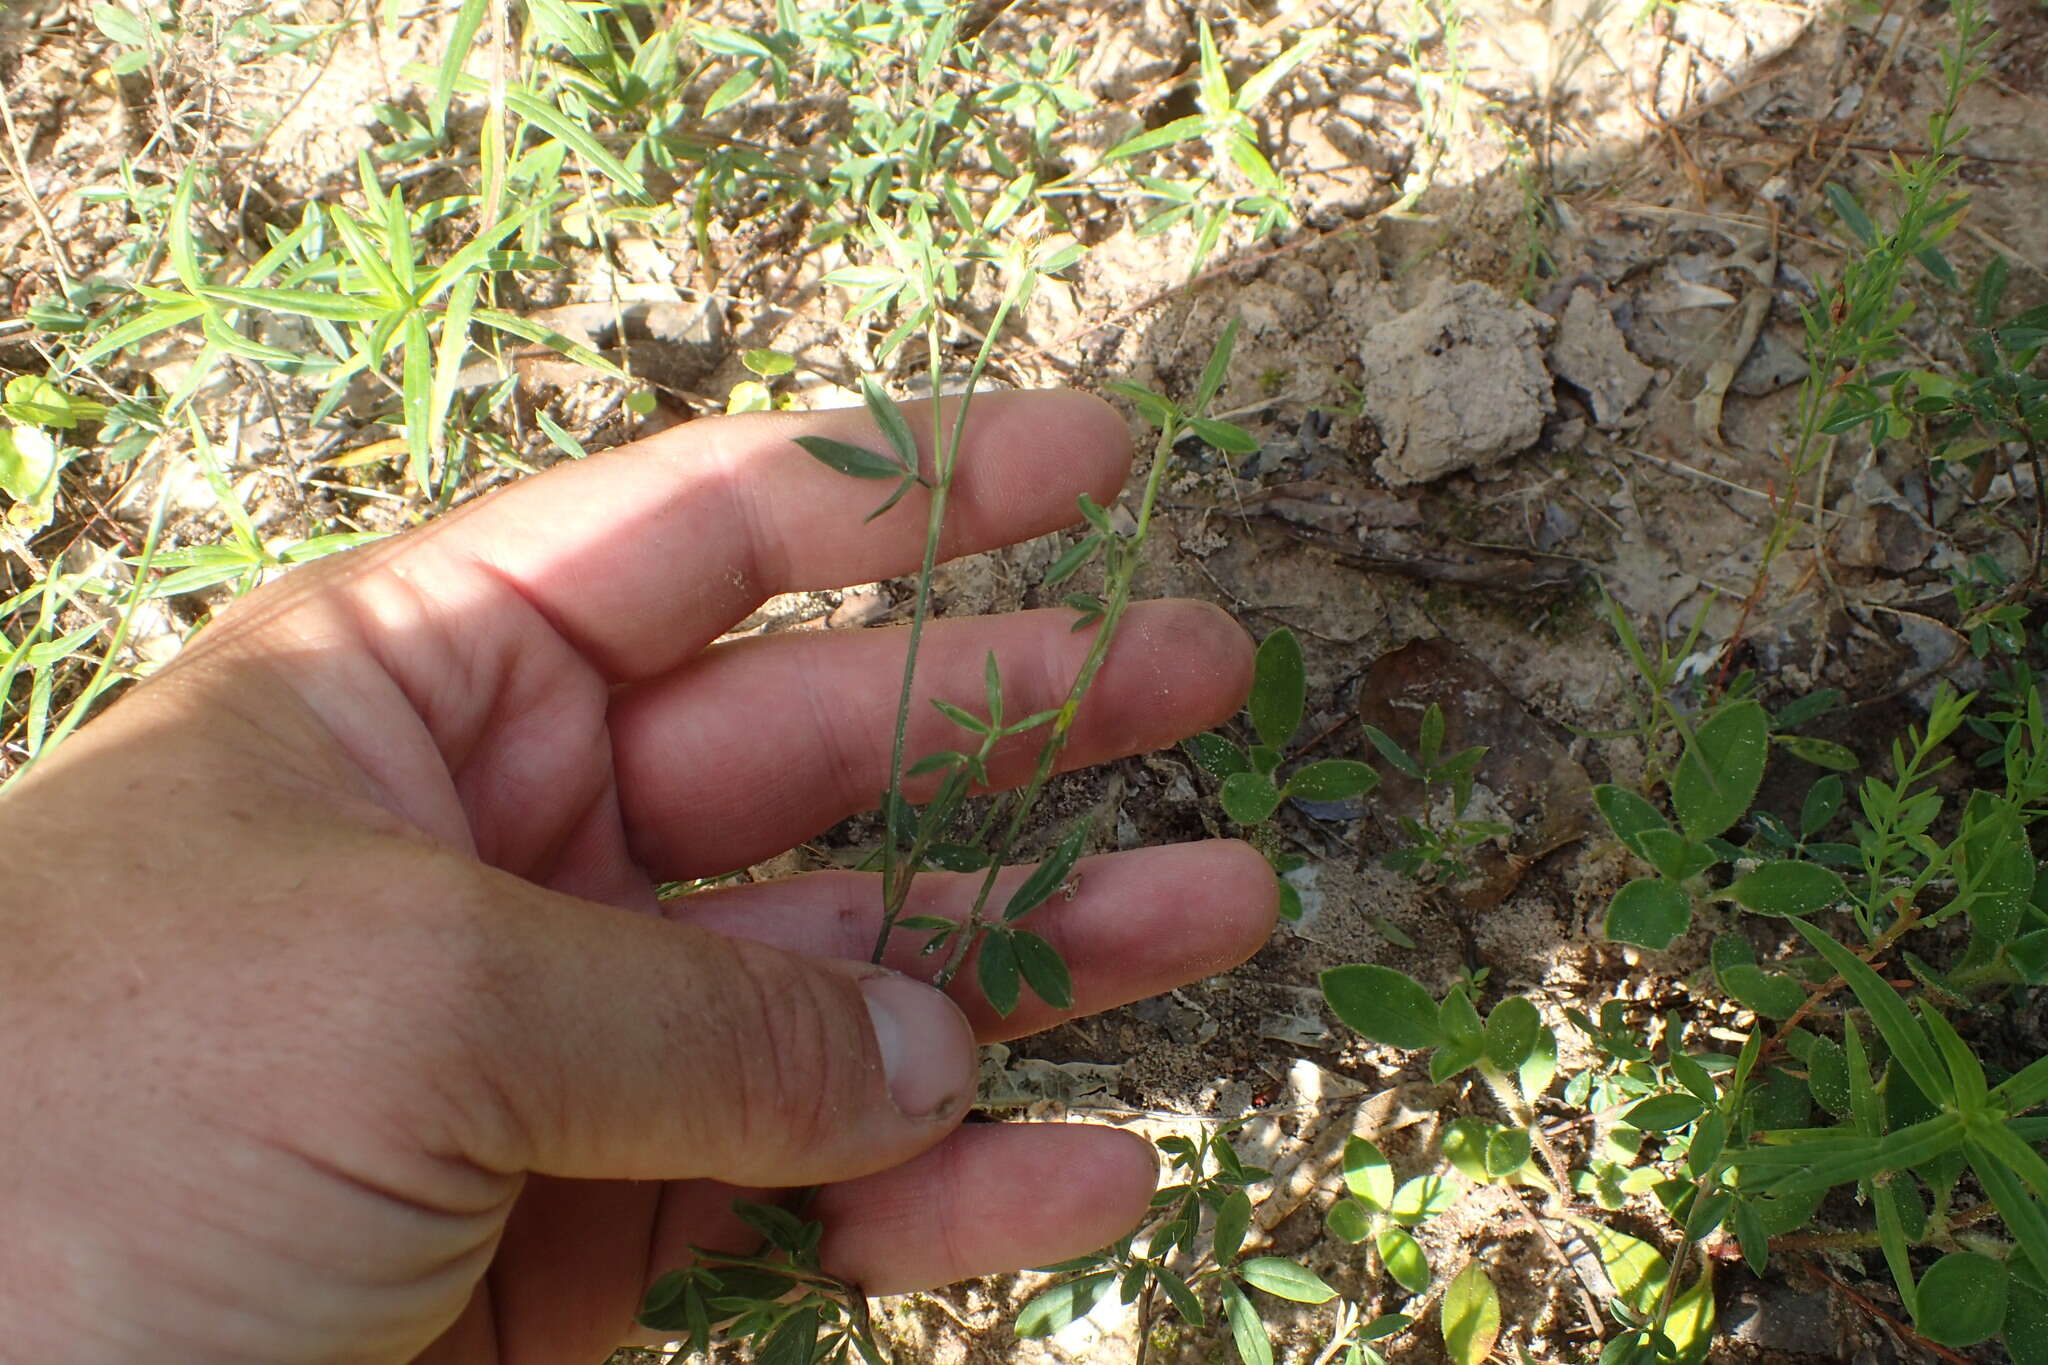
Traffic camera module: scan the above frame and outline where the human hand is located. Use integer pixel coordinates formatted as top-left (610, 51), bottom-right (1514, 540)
top-left (0, 390), bottom-right (1274, 1363)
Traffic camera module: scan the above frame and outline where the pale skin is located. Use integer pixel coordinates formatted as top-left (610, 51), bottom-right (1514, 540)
top-left (0, 390), bottom-right (1277, 1363)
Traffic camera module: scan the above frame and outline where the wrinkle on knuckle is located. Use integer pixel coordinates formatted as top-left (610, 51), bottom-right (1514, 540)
top-left (712, 946), bottom-right (857, 1166)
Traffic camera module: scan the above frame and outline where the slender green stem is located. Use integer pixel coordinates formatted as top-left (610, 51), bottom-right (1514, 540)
top-left (871, 298), bottom-right (1017, 964)
top-left (932, 415), bottom-right (1182, 986)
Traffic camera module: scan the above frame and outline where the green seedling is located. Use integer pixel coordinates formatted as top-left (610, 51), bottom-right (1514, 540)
top-left (1186, 625), bottom-right (1379, 919)
top-left (1099, 18), bottom-right (1331, 274)
top-left (1362, 703), bottom-right (1508, 888)
top-left (1323, 1135), bottom-right (1454, 1297)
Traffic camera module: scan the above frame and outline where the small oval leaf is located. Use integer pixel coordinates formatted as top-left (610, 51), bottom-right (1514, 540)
top-left (1673, 701), bottom-right (1770, 841)
top-left (1322, 964), bottom-right (1443, 1049)
top-left (1727, 860), bottom-right (1848, 918)
top-left (1605, 877), bottom-right (1694, 951)
top-left (1442, 1263), bottom-right (1501, 1365)
top-left (1483, 996), bottom-right (1542, 1071)
top-left (1343, 1136), bottom-right (1396, 1210)
top-left (1916, 1252), bottom-right (2007, 1346)
top-left (1378, 1227), bottom-right (1431, 1294)
top-left (1249, 628), bottom-right (1305, 750)
top-left (1220, 771), bottom-right (1282, 825)
top-left (1624, 1094), bottom-right (1707, 1131)
top-left (1285, 758), bottom-right (1380, 802)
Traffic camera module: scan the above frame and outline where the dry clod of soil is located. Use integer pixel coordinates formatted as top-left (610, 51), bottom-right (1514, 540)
top-left (1357, 279), bottom-right (1555, 486)
top-left (1547, 288), bottom-right (1655, 427)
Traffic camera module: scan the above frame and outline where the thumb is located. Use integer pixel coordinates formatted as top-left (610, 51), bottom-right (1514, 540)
top-left (453, 871), bottom-right (977, 1188)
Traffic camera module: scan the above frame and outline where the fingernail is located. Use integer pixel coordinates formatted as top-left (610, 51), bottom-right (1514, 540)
top-left (860, 973), bottom-right (974, 1121)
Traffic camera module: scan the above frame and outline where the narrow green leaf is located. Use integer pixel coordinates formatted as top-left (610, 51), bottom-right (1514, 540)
top-left (497, 84), bottom-right (650, 200)
top-left (168, 169), bottom-right (205, 293)
top-left (1239, 1258), bottom-right (1337, 1304)
top-left (1106, 112), bottom-right (1210, 161)
top-left (329, 206), bottom-right (407, 302)
top-left (1190, 416), bottom-right (1258, 454)
top-left (1197, 315), bottom-right (1241, 413)
top-left (76, 300), bottom-right (209, 365)
top-left (860, 474), bottom-right (920, 523)
top-left (1826, 182), bottom-right (1878, 246)
top-left (1044, 533), bottom-right (1104, 586)
top-left (1774, 734), bottom-right (1860, 770)
top-left (1222, 1277), bottom-right (1273, 1365)
top-left (1101, 380), bottom-right (1178, 429)
top-left (535, 409), bottom-right (588, 460)
top-left (471, 309), bottom-right (625, 378)
top-left (1972, 1139), bottom-right (2048, 1287)
top-left (1012, 930), bottom-right (1074, 1010)
top-left (1920, 1004), bottom-right (1988, 1111)
top-left (860, 376), bottom-right (920, 474)
top-left (1793, 921), bottom-right (1952, 1105)
top-left (1734, 1200), bottom-right (1769, 1275)
top-left (1363, 726), bottom-right (1424, 779)
top-left (1004, 824), bottom-right (1089, 922)
top-left (1015, 1273), bottom-right (1115, 1337)
top-left (1156, 1265), bottom-right (1205, 1326)
top-left (977, 931), bottom-right (1021, 1017)
top-left (429, 0), bottom-right (488, 131)
top-left (401, 311), bottom-right (433, 490)
top-left (792, 435), bottom-right (901, 480)
top-left (197, 285), bottom-right (389, 322)
top-left (1234, 30), bottom-right (1329, 112)
top-left (1214, 1188), bottom-right (1251, 1266)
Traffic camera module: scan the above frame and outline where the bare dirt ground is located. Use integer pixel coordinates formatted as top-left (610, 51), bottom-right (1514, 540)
top-left (4, 0), bottom-right (2047, 1361)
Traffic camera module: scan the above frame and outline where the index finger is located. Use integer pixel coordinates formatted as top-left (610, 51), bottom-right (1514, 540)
top-left (386, 389), bottom-right (1130, 682)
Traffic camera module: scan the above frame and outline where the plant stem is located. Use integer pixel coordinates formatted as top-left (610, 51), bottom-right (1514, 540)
top-left (871, 298), bottom-right (1018, 965)
top-left (932, 413), bottom-right (1182, 987)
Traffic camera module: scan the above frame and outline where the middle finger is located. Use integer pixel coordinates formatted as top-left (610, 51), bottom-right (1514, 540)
top-left (665, 840), bottom-right (1279, 1038)
top-left (611, 599), bottom-right (1251, 879)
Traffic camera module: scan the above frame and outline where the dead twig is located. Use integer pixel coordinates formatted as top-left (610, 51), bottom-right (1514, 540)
top-left (0, 76), bottom-right (77, 291)
top-left (1691, 204), bottom-right (1780, 448)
